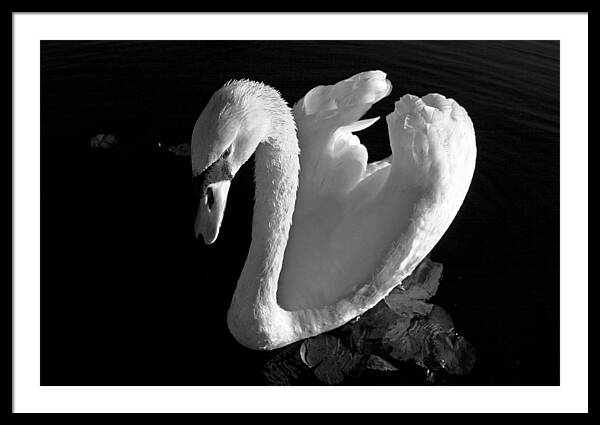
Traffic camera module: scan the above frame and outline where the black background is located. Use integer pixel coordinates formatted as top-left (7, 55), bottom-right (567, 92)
top-left (40, 40), bottom-right (559, 385)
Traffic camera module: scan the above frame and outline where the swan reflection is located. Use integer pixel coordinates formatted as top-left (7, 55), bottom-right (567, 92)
top-left (261, 258), bottom-right (476, 385)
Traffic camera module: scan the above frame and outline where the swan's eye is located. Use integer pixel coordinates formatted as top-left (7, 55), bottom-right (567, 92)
top-left (223, 146), bottom-right (232, 159)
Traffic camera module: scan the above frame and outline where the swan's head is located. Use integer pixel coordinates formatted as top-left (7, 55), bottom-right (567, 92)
top-left (191, 80), bottom-right (272, 244)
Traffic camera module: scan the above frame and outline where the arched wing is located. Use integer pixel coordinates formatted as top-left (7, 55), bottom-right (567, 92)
top-left (280, 71), bottom-right (476, 314)
top-left (291, 71), bottom-right (393, 208)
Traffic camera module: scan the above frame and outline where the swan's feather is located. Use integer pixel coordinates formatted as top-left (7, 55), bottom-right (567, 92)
top-left (292, 71), bottom-right (392, 202)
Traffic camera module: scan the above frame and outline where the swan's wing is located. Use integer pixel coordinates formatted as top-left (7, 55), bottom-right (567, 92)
top-left (292, 71), bottom-right (392, 205)
top-left (280, 73), bottom-right (476, 319)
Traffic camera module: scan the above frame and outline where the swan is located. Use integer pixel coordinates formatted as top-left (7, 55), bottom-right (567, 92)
top-left (191, 71), bottom-right (476, 350)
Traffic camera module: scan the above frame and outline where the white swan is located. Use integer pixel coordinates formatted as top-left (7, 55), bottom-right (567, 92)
top-left (191, 71), bottom-right (476, 350)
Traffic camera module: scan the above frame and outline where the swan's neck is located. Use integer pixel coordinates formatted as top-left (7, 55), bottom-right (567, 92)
top-left (228, 112), bottom-right (300, 348)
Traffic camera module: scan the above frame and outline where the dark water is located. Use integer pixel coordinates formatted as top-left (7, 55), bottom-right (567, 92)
top-left (40, 41), bottom-right (559, 385)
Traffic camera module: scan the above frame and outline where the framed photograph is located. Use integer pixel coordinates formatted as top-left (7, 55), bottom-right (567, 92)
top-left (13, 12), bottom-right (588, 413)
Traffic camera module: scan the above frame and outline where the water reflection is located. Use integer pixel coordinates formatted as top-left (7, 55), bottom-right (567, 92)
top-left (261, 258), bottom-right (476, 385)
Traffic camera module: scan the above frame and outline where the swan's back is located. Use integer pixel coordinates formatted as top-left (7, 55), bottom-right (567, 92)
top-left (277, 71), bottom-right (476, 311)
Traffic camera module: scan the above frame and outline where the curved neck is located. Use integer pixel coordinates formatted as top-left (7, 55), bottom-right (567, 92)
top-left (228, 119), bottom-right (300, 348)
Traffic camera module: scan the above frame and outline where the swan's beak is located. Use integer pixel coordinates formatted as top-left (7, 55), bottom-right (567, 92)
top-left (194, 180), bottom-right (231, 245)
